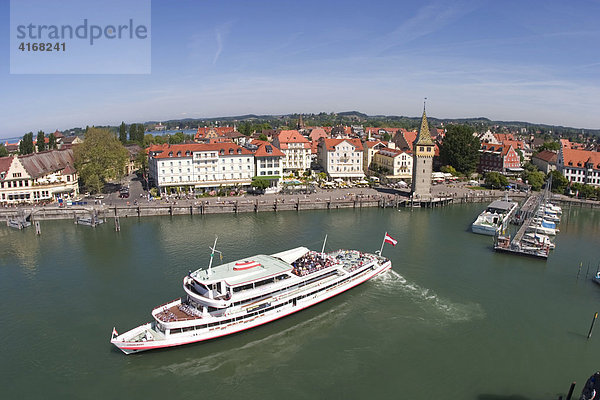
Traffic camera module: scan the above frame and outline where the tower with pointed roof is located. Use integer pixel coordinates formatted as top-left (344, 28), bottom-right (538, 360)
top-left (411, 102), bottom-right (435, 197)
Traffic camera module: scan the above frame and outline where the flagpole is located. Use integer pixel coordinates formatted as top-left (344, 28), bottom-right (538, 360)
top-left (379, 232), bottom-right (387, 256)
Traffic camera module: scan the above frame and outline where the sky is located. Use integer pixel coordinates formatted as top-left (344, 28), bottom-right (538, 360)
top-left (1, 0), bottom-right (600, 140)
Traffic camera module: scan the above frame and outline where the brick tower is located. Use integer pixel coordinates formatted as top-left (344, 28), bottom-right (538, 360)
top-left (411, 103), bottom-right (435, 198)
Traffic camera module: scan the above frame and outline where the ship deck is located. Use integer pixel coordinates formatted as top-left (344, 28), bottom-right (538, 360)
top-left (155, 303), bottom-right (203, 322)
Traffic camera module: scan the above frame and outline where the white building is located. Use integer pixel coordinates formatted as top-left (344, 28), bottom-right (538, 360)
top-left (317, 138), bottom-right (365, 179)
top-left (251, 140), bottom-right (284, 192)
top-left (148, 143), bottom-right (254, 193)
top-left (372, 147), bottom-right (413, 179)
top-left (273, 130), bottom-right (311, 173)
top-left (0, 149), bottom-right (79, 204)
top-left (557, 145), bottom-right (600, 187)
top-left (363, 140), bottom-right (390, 174)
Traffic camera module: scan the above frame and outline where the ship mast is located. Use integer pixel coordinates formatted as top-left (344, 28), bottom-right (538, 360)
top-left (207, 236), bottom-right (221, 276)
top-left (321, 234), bottom-right (328, 254)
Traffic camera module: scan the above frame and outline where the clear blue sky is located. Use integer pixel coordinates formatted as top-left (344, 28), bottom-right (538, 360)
top-left (2, 0), bottom-right (600, 139)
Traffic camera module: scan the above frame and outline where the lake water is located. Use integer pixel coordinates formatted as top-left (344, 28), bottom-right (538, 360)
top-left (1, 204), bottom-right (599, 399)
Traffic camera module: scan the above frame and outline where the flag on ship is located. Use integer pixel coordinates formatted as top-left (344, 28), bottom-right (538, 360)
top-left (384, 233), bottom-right (397, 246)
top-left (112, 327), bottom-right (118, 338)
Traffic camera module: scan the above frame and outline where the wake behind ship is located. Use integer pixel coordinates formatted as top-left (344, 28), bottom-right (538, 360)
top-left (111, 243), bottom-right (392, 354)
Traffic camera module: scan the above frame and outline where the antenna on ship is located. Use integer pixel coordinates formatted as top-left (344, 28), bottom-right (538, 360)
top-left (321, 234), bottom-right (328, 254)
top-left (207, 236), bottom-right (221, 276)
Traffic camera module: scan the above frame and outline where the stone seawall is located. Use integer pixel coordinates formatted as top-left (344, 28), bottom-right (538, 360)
top-left (1, 191), bottom-right (597, 224)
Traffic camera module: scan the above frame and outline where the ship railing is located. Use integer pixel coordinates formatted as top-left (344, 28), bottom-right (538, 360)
top-left (152, 297), bottom-right (183, 312)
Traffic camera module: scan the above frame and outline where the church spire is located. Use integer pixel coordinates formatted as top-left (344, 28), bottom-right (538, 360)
top-left (415, 100), bottom-right (434, 146)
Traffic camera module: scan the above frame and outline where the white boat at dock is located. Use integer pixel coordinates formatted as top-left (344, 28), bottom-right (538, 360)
top-left (110, 239), bottom-right (392, 354)
top-left (471, 199), bottom-right (518, 236)
top-left (522, 232), bottom-right (555, 249)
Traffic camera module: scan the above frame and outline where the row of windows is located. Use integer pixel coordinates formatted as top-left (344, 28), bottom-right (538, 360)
top-left (160, 173), bottom-right (252, 182)
top-left (1, 180), bottom-right (29, 188)
top-left (169, 266), bottom-right (374, 334)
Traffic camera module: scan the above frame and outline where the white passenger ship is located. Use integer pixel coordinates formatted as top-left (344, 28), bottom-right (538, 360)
top-left (111, 241), bottom-right (392, 354)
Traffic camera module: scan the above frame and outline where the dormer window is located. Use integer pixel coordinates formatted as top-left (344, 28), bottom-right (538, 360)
top-left (168, 152), bottom-right (173, 157)
top-left (237, 148), bottom-right (242, 154)
top-left (229, 148), bottom-right (234, 154)
top-left (177, 151), bottom-right (182, 157)
top-left (186, 151), bottom-right (190, 156)
top-left (219, 149), bottom-right (225, 155)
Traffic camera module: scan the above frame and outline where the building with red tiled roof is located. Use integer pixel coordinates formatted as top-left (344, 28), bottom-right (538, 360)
top-left (317, 138), bottom-right (364, 180)
top-left (362, 140), bottom-right (389, 174)
top-left (249, 140), bottom-right (284, 192)
top-left (273, 130), bottom-right (311, 172)
top-left (0, 149), bottom-right (78, 204)
top-left (478, 143), bottom-right (521, 174)
top-left (559, 138), bottom-right (587, 150)
top-left (392, 129), bottom-right (417, 152)
top-left (493, 133), bottom-right (514, 143)
top-left (147, 142), bottom-right (254, 193)
top-left (309, 128), bottom-right (327, 142)
top-left (557, 146), bottom-right (600, 187)
top-left (372, 147), bottom-right (412, 179)
top-left (194, 126), bottom-right (236, 142)
top-left (531, 150), bottom-right (558, 174)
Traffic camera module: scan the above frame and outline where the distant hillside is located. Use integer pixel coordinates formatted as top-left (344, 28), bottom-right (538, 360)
top-left (22, 111), bottom-right (596, 142)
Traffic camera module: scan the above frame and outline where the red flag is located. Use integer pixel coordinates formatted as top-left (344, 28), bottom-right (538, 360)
top-left (384, 233), bottom-right (397, 246)
top-left (112, 327), bottom-right (118, 338)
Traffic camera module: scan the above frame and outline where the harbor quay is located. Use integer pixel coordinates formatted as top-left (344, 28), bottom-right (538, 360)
top-left (0, 184), bottom-right (507, 222)
top-left (1, 183), bottom-right (598, 225)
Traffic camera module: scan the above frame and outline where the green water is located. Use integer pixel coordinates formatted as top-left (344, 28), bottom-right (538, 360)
top-left (1, 205), bottom-right (599, 399)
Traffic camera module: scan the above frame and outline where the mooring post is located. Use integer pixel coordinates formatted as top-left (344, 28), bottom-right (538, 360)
top-left (577, 262), bottom-right (582, 280)
top-left (586, 262), bottom-right (590, 278)
top-left (587, 312), bottom-right (598, 339)
top-left (566, 382), bottom-right (576, 400)
top-left (35, 220), bottom-right (41, 235)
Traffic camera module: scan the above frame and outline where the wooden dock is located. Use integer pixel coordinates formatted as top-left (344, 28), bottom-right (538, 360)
top-left (494, 193), bottom-right (550, 259)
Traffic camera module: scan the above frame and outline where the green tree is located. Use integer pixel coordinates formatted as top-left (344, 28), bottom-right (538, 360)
top-left (48, 132), bottom-right (57, 150)
top-left (119, 121), bottom-right (128, 144)
top-left (258, 134), bottom-right (268, 141)
top-left (251, 177), bottom-right (270, 191)
top-left (536, 141), bottom-right (560, 152)
top-left (0, 143), bottom-right (8, 157)
top-left (143, 133), bottom-right (156, 148)
top-left (440, 165), bottom-right (458, 176)
top-left (74, 128), bottom-right (129, 193)
top-left (239, 122), bottom-right (252, 136)
top-left (549, 170), bottom-right (568, 194)
top-left (484, 172), bottom-right (508, 189)
top-left (439, 124), bottom-right (480, 174)
top-left (129, 124), bottom-right (144, 145)
top-left (19, 132), bottom-right (34, 155)
top-left (168, 131), bottom-right (185, 144)
top-left (36, 130), bottom-right (46, 152)
top-left (154, 135), bottom-right (168, 145)
top-left (134, 150), bottom-right (148, 175)
top-left (524, 170), bottom-right (545, 191)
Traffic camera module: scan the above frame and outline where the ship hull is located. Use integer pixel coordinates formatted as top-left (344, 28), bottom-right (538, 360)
top-left (112, 258), bottom-right (391, 354)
